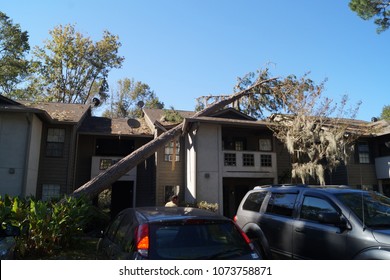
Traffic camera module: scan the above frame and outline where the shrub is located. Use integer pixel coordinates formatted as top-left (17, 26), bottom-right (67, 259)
top-left (0, 195), bottom-right (101, 259)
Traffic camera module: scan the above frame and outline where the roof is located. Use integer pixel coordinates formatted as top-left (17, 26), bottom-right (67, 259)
top-left (143, 108), bottom-right (195, 126)
top-left (18, 101), bottom-right (90, 124)
top-left (78, 115), bottom-right (153, 137)
top-left (143, 107), bottom-right (271, 133)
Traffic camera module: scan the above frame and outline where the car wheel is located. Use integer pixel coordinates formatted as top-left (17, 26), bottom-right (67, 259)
top-left (250, 236), bottom-right (269, 260)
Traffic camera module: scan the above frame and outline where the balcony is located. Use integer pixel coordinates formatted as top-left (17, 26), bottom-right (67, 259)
top-left (222, 151), bottom-right (277, 177)
top-left (375, 156), bottom-right (390, 179)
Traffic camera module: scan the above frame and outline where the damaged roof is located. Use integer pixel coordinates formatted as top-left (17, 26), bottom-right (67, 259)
top-left (18, 101), bottom-right (90, 123)
top-left (78, 115), bottom-right (153, 137)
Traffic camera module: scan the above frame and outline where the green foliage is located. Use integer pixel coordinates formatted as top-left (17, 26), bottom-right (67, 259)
top-left (197, 201), bottom-right (219, 212)
top-left (30, 24), bottom-right (124, 104)
top-left (380, 105), bottom-right (390, 120)
top-left (349, 0), bottom-right (390, 33)
top-left (0, 195), bottom-right (100, 259)
top-left (162, 107), bottom-right (184, 123)
top-left (103, 78), bottom-right (164, 118)
top-left (0, 11), bottom-right (30, 95)
top-left (196, 68), bottom-right (285, 119)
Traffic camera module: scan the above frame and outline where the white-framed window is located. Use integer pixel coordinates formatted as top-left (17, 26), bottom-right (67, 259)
top-left (259, 139), bottom-right (272, 151)
top-left (164, 140), bottom-right (180, 162)
top-left (46, 128), bottom-right (65, 157)
top-left (243, 153), bottom-right (255, 166)
top-left (224, 153), bottom-right (236, 166)
top-left (260, 154), bottom-right (272, 167)
top-left (42, 184), bottom-right (61, 201)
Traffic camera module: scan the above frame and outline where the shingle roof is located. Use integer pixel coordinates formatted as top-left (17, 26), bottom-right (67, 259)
top-left (78, 115), bottom-right (153, 137)
top-left (18, 101), bottom-right (90, 123)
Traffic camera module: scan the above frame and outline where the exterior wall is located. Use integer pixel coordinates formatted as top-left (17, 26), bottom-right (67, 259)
top-left (346, 164), bottom-right (378, 189)
top-left (185, 122), bottom-right (280, 215)
top-left (195, 123), bottom-right (221, 204)
top-left (36, 124), bottom-right (73, 198)
top-left (155, 132), bottom-right (185, 206)
top-left (0, 112), bottom-right (29, 196)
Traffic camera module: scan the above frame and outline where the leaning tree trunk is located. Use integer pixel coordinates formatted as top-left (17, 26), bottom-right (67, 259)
top-left (72, 77), bottom-right (277, 198)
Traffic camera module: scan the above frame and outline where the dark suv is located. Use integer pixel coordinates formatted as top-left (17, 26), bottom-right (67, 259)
top-left (97, 207), bottom-right (261, 260)
top-left (234, 184), bottom-right (390, 260)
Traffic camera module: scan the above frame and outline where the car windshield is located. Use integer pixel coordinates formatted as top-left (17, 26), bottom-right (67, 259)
top-left (149, 220), bottom-right (253, 260)
top-left (336, 192), bottom-right (390, 228)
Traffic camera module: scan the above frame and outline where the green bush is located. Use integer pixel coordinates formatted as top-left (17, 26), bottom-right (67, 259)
top-left (0, 195), bottom-right (102, 259)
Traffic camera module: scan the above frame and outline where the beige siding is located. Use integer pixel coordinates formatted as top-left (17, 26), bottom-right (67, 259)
top-left (155, 136), bottom-right (185, 206)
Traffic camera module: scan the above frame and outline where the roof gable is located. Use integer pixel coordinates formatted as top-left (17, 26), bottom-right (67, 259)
top-left (209, 108), bottom-right (256, 121)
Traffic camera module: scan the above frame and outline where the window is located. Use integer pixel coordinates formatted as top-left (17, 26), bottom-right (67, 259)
top-left (99, 158), bottom-right (119, 170)
top-left (300, 196), bottom-right (338, 222)
top-left (235, 141), bottom-right (244, 151)
top-left (243, 153), bottom-right (254, 166)
top-left (259, 139), bottom-right (272, 151)
top-left (243, 191), bottom-right (267, 212)
top-left (42, 184), bottom-right (61, 201)
top-left (46, 128), bottom-right (65, 157)
top-left (260, 154), bottom-right (272, 167)
top-left (358, 142), bottom-right (370, 163)
top-left (164, 140), bottom-right (180, 161)
top-left (266, 193), bottom-right (297, 217)
top-left (224, 153), bottom-right (236, 166)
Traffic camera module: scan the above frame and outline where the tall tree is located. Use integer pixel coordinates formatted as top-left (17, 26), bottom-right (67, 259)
top-left (103, 78), bottom-right (164, 118)
top-left (0, 11), bottom-right (30, 96)
top-left (72, 70), bottom-right (278, 198)
top-left (197, 71), bottom-right (374, 185)
top-left (196, 69), bottom-right (284, 119)
top-left (268, 74), bottom-right (371, 185)
top-left (349, 0), bottom-right (390, 33)
top-left (30, 24), bottom-right (124, 104)
top-left (381, 105), bottom-right (390, 120)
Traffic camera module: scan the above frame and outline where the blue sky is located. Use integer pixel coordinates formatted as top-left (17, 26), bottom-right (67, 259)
top-left (2, 0), bottom-right (389, 121)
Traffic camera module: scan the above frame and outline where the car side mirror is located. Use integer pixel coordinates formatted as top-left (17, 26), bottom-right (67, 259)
top-left (318, 213), bottom-right (349, 230)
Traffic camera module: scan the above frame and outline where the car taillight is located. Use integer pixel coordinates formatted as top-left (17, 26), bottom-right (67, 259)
top-left (238, 226), bottom-right (251, 245)
top-left (233, 215), bottom-right (238, 222)
top-left (135, 224), bottom-right (149, 258)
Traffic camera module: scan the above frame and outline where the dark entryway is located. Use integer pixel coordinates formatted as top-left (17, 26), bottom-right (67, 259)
top-left (111, 181), bottom-right (134, 218)
top-left (223, 177), bottom-right (274, 218)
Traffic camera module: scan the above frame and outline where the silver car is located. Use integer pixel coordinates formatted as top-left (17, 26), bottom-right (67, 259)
top-left (234, 185), bottom-right (390, 259)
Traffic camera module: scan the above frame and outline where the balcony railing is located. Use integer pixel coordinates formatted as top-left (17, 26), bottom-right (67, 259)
top-left (375, 156), bottom-right (390, 179)
top-left (222, 150), bottom-right (277, 176)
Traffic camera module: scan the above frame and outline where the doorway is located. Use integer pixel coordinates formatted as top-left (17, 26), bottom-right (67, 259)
top-left (111, 181), bottom-right (134, 218)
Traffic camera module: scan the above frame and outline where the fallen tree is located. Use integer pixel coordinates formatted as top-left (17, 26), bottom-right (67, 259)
top-left (72, 74), bottom-right (278, 198)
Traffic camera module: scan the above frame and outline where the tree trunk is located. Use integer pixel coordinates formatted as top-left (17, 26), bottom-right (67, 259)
top-left (72, 77), bottom-right (277, 198)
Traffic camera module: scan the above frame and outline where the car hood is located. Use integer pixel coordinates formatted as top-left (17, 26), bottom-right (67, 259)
top-left (372, 229), bottom-right (390, 245)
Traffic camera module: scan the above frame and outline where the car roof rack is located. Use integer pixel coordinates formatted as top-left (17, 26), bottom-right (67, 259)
top-left (253, 184), bottom-right (308, 190)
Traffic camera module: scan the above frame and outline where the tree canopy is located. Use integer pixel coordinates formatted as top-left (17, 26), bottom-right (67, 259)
top-left (29, 24), bottom-right (124, 104)
top-left (349, 0), bottom-right (390, 33)
top-left (381, 105), bottom-right (390, 120)
top-left (103, 78), bottom-right (164, 118)
top-left (0, 11), bottom-right (30, 95)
